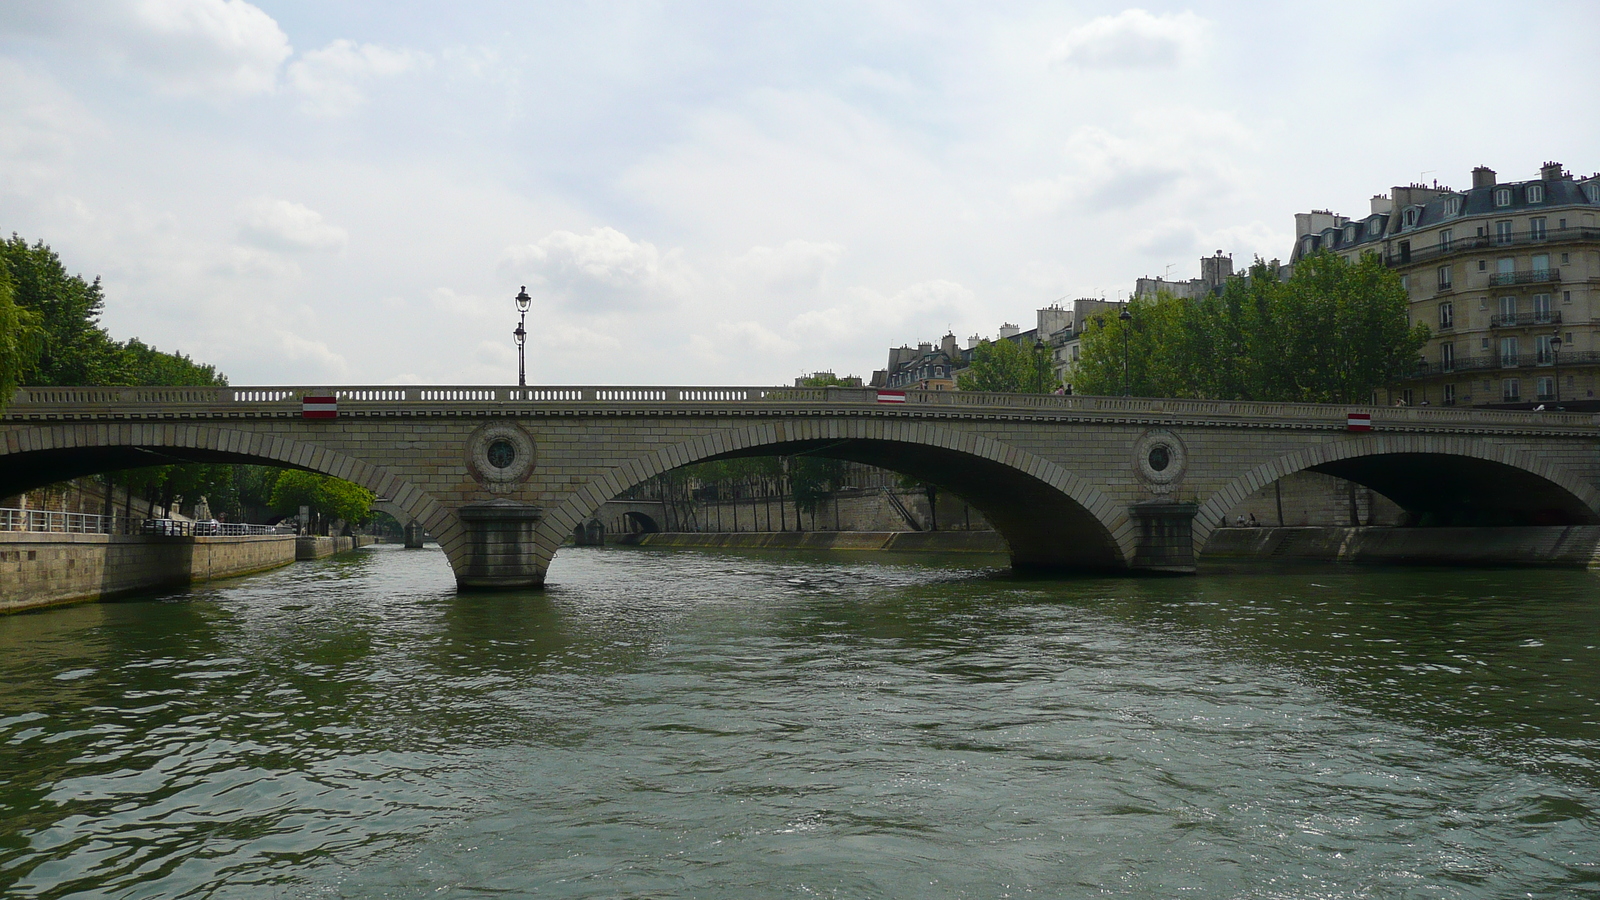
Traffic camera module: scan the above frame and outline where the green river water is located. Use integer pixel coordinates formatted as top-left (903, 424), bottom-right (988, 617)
top-left (1, 544), bottom-right (1598, 898)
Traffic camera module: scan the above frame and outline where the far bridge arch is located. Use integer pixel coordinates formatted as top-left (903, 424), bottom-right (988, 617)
top-left (540, 418), bottom-right (1132, 571)
top-left (0, 421), bottom-right (452, 556)
top-left (1194, 434), bottom-right (1600, 553)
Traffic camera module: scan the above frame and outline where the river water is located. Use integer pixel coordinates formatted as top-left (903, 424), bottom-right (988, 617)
top-left (2, 544), bottom-right (1599, 898)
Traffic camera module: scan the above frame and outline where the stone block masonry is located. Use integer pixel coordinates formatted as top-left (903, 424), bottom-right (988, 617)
top-left (1, 533), bottom-right (300, 613)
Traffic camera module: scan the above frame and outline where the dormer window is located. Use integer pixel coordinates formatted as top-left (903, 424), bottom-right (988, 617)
top-left (1443, 196), bottom-right (1461, 216)
top-left (1527, 184), bottom-right (1544, 203)
top-left (1586, 183), bottom-right (1600, 203)
top-left (1403, 208), bottom-right (1418, 228)
top-left (1369, 217), bottom-right (1384, 237)
top-left (1495, 188), bottom-right (1512, 207)
top-left (1345, 225), bottom-right (1357, 242)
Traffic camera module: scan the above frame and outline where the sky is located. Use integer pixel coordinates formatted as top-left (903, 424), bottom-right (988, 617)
top-left (2, 1), bottom-right (1596, 387)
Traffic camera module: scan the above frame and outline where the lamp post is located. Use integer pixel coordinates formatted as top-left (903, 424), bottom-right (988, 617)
top-left (514, 286), bottom-right (531, 388)
top-left (1551, 328), bottom-right (1563, 405)
top-left (1119, 306), bottom-right (1132, 397)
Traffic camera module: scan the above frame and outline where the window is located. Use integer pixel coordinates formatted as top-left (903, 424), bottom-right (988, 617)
top-left (1495, 188), bottom-right (1512, 207)
top-left (1496, 221), bottom-right (1514, 244)
top-left (1531, 217), bottom-right (1547, 240)
top-left (1537, 376), bottom-right (1555, 400)
top-left (1499, 296), bottom-right (1517, 326)
top-left (1439, 229), bottom-right (1452, 252)
top-left (1503, 379), bottom-right (1521, 401)
top-left (1533, 253), bottom-right (1550, 275)
top-left (1560, 218), bottom-right (1568, 230)
top-left (1439, 301), bottom-right (1453, 329)
top-left (1500, 335), bottom-right (1520, 365)
top-left (1586, 183), bottom-right (1600, 203)
top-left (1480, 337), bottom-right (1490, 351)
top-left (1498, 258), bottom-right (1515, 283)
top-left (1401, 389), bottom-right (1414, 406)
top-left (1441, 342), bottom-right (1455, 371)
top-left (1345, 225), bottom-right (1356, 242)
top-left (1438, 266), bottom-right (1452, 291)
top-left (1444, 196), bottom-right (1461, 216)
top-left (1528, 184), bottom-right (1544, 204)
top-left (1303, 238), bottom-right (1315, 255)
top-left (1369, 218), bottom-right (1384, 237)
top-left (1399, 240), bottom-right (1411, 263)
top-left (1533, 293), bottom-right (1552, 324)
top-left (1564, 291), bottom-right (1572, 304)
top-left (1400, 274), bottom-right (1410, 293)
top-left (1537, 334), bottom-right (1555, 364)
top-left (1562, 252), bottom-right (1571, 264)
top-left (1404, 208), bottom-right (1419, 227)
top-left (1443, 383), bottom-right (1456, 406)
top-left (1478, 260), bottom-right (1487, 272)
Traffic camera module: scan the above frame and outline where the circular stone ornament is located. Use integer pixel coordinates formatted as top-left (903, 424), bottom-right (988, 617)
top-left (1133, 429), bottom-right (1186, 494)
top-left (467, 422), bottom-right (537, 493)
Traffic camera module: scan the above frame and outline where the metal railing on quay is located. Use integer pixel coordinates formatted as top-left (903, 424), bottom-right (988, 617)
top-left (0, 508), bottom-right (294, 537)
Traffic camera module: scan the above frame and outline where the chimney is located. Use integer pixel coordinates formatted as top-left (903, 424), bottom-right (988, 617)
top-left (998, 323), bottom-right (1020, 340)
top-left (1541, 161), bottom-right (1565, 181)
top-left (940, 333), bottom-right (958, 357)
top-left (967, 334), bottom-right (981, 350)
top-left (917, 341), bottom-right (932, 354)
top-left (1472, 166), bottom-right (1496, 189)
top-left (1369, 194), bottom-right (1393, 215)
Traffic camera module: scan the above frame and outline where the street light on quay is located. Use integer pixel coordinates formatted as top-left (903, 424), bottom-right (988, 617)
top-left (514, 286), bottom-right (531, 388)
top-left (1119, 305), bottom-right (1132, 397)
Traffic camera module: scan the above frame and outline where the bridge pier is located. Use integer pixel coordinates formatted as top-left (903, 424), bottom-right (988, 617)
top-left (403, 520), bottom-right (426, 549)
top-left (1128, 501), bottom-right (1199, 574)
top-left (455, 499), bottom-right (546, 590)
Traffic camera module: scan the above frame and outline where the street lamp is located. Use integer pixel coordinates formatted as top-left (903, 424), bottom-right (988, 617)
top-left (514, 286), bottom-right (531, 388)
top-left (1119, 306), bottom-right (1132, 397)
top-left (1551, 328), bottom-right (1563, 405)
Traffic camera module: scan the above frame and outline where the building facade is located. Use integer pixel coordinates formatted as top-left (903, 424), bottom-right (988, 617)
top-left (1291, 162), bottom-right (1600, 408)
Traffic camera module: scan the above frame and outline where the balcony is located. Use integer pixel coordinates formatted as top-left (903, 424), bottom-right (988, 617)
top-left (1489, 310), bottom-right (1561, 328)
top-left (1388, 227), bottom-right (1600, 267)
top-left (1488, 268), bottom-right (1561, 286)
top-left (1400, 349), bottom-right (1600, 379)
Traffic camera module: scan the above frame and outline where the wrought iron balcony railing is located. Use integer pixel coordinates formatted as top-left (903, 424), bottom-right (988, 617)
top-left (1488, 268), bottom-right (1561, 286)
top-left (1489, 311), bottom-right (1561, 328)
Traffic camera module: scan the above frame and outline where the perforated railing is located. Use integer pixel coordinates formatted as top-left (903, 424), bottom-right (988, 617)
top-left (3, 384), bottom-right (1593, 430)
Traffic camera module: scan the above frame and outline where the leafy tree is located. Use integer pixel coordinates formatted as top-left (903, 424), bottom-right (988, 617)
top-left (270, 471), bottom-right (375, 531)
top-left (798, 372), bottom-right (856, 387)
top-left (117, 338), bottom-right (227, 387)
top-left (1072, 252), bottom-right (1428, 403)
top-left (956, 338), bottom-right (1057, 393)
top-left (1, 235), bottom-right (123, 386)
top-left (0, 263), bottom-right (44, 409)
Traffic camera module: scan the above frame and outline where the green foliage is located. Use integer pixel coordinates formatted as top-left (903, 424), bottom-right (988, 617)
top-left (270, 470), bottom-right (375, 525)
top-left (798, 372), bottom-right (855, 387)
top-left (1, 235), bottom-right (123, 386)
top-left (117, 338), bottom-right (227, 387)
top-left (956, 338), bottom-right (1056, 393)
top-left (1071, 252), bottom-right (1428, 403)
top-left (0, 263), bottom-right (44, 408)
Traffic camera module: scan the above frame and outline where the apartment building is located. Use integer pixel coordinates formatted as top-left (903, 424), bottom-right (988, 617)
top-left (1291, 162), bottom-right (1600, 407)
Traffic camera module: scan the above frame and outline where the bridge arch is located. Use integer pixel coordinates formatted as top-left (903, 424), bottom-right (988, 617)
top-left (0, 422), bottom-right (451, 549)
top-left (540, 418), bottom-right (1132, 570)
top-left (1194, 434), bottom-right (1600, 552)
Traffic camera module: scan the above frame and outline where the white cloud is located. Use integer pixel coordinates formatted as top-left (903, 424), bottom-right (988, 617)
top-left (730, 240), bottom-right (844, 293)
top-left (288, 39), bottom-right (429, 116)
top-left (3, 0), bottom-right (294, 96)
top-left (237, 197), bottom-right (349, 253)
top-left (787, 279), bottom-right (974, 345)
top-left (501, 227), bottom-right (694, 312)
top-left (1050, 9), bottom-right (1210, 70)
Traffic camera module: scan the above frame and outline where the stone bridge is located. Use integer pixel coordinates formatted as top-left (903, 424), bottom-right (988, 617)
top-left (4, 384), bottom-right (1598, 588)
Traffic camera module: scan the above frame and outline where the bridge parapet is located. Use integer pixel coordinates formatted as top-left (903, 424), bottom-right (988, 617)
top-left (6, 385), bottom-right (1597, 437)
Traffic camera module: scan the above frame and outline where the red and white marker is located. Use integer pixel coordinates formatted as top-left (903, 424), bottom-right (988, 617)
top-left (876, 390), bottom-right (907, 404)
top-left (1346, 412), bottom-right (1372, 432)
top-left (302, 395), bottom-right (338, 419)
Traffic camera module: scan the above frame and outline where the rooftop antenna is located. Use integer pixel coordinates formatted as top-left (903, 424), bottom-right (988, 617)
top-left (1164, 263), bottom-right (1176, 280)
top-left (1419, 169), bottom-right (1436, 185)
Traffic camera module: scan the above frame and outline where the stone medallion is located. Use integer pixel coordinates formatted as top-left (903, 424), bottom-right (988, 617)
top-left (466, 422), bottom-right (537, 493)
top-left (1133, 429), bottom-right (1186, 495)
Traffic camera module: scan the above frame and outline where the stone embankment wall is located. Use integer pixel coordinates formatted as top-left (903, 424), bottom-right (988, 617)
top-left (295, 535), bottom-right (377, 559)
top-left (1219, 471), bottom-right (1404, 527)
top-left (1204, 526), bottom-right (1600, 566)
top-left (3, 534), bottom-right (294, 613)
top-left (2, 534), bottom-right (378, 614)
top-left (636, 531), bottom-right (1007, 553)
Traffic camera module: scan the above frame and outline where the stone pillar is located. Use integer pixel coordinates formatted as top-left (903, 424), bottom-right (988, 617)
top-left (456, 499), bottom-right (545, 589)
top-left (403, 520), bottom-right (425, 549)
top-left (1128, 501), bottom-right (1198, 573)
top-left (573, 518), bottom-right (605, 546)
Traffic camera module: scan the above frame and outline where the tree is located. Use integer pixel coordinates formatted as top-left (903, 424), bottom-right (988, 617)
top-left (798, 372), bottom-right (855, 387)
top-left (117, 338), bottom-right (227, 387)
top-left (0, 263), bottom-right (44, 409)
top-left (1, 235), bottom-right (122, 386)
top-left (956, 338), bottom-right (1057, 393)
top-left (1071, 252), bottom-right (1428, 403)
top-left (270, 471), bottom-right (375, 532)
